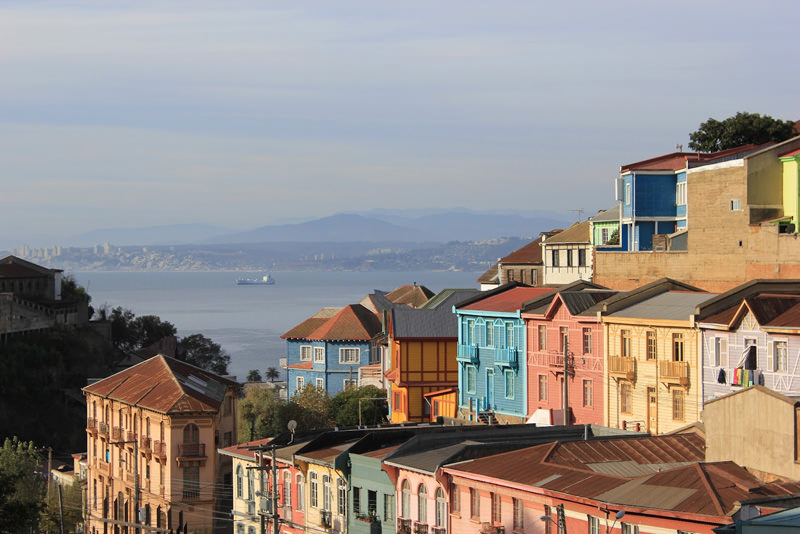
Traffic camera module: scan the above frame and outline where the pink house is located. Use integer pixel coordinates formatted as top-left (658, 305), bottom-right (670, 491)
top-left (522, 287), bottom-right (617, 425)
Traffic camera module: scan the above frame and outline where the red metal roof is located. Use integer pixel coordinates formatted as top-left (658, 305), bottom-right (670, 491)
top-left (306, 304), bottom-right (382, 341)
top-left (461, 287), bottom-right (554, 313)
top-left (286, 362), bottom-right (313, 369)
top-left (219, 438), bottom-right (273, 461)
top-left (780, 148), bottom-right (800, 158)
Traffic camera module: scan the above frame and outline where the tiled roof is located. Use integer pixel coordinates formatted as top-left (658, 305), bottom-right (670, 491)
top-left (83, 354), bottom-right (238, 414)
top-left (218, 437), bottom-right (272, 461)
top-left (0, 255), bottom-right (58, 278)
top-left (306, 304), bottom-right (382, 341)
top-left (281, 307), bottom-right (342, 339)
top-left (542, 220), bottom-right (591, 244)
top-left (460, 286), bottom-right (554, 313)
top-left (385, 285), bottom-right (435, 308)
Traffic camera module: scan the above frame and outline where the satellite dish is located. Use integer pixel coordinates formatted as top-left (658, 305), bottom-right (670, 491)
top-left (287, 420), bottom-right (297, 432)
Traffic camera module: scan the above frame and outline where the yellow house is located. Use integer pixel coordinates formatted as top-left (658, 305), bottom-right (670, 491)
top-left (780, 147), bottom-right (800, 232)
top-left (83, 355), bottom-right (239, 534)
top-left (218, 438), bottom-right (273, 534)
top-left (601, 280), bottom-right (715, 434)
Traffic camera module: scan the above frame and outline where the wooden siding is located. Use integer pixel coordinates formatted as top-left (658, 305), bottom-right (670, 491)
top-left (389, 338), bottom-right (458, 423)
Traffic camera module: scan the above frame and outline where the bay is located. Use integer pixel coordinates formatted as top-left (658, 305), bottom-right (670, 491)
top-left (74, 270), bottom-right (481, 381)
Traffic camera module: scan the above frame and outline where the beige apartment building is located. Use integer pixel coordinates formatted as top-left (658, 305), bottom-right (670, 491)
top-left (84, 355), bottom-right (239, 534)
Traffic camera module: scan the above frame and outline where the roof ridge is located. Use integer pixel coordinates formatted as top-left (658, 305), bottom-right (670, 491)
top-left (694, 462), bottom-right (726, 516)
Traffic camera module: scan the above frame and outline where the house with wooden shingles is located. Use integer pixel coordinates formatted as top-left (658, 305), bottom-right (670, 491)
top-left (697, 280), bottom-right (800, 404)
top-left (454, 283), bottom-right (554, 423)
top-left (600, 279), bottom-right (715, 434)
top-left (384, 289), bottom-right (479, 423)
top-left (283, 304), bottom-right (383, 397)
top-left (83, 355), bottom-right (239, 534)
top-left (521, 283), bottom-right (618, 425)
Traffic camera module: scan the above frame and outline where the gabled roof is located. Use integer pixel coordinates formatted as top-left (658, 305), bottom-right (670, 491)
top-left (697, 279), bottom-right (800, 324)
top-left (541, 220), bottom-right (591, 245)
top-left (459, 285), bottom-right (554, 313)
top-left (419, 289), bottom-right (481, 310)
top-left (359, 292), bottom-right (396, 315)
top-left (476, 264), bottom-right (499, 285)
top-left (387, 306), bottom-right (460, 339)
top-left (0, 255), bottom-right (60, 278)
top-left (500, 237), bottom-right (545, 264)
top-left (218, 437), bottom-right (272, 462)
top-left (281, 307), bottom-right (342, 339)
top-left (600, 278), bottom-right (704, 316)
top-left (606, 290), bottom-right (716, 321)
top-left (306, 304), bottom-right (382, 341)
top-left (83, 354), bottom-right (238, 414)
top-left (589, 205), bottom-right (621, 223)
top-left (385, 284), bottom-right (435, 308)
top-left (520, 280), bottom-right (607, 313)
top-left (546, 290), bottom-right (619, 318)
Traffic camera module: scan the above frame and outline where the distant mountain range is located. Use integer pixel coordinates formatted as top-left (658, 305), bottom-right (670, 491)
top-left (67, 209), bottom-right (574, 247)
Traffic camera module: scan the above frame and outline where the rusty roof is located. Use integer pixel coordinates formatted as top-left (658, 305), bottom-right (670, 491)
top-left (476, 264), bottom-right (499, 284)
top-left (306, 304), bottom-right (382, 341)
top-left (460, 286), bottom-right (556, 313)
top-left (621, 145), bottom-right (763, 173)
top-left (701, 293), bottom-right (800, 329)
top-left (0, 255), bottom-right (58, 277)
top-left (501, 237), bottom-right (545, 264)
top-left (83, 354), bottom-right (238, 414)
top-left (297, 439), bottom-right (361, 465)
top-left (385, 284), bottom-right (435, 308)
top-left (218, 437), bottom-right (273, 461)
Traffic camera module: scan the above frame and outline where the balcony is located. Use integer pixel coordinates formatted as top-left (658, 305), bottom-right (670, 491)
top-left (414, 522), bottom-right (429, 534)
top-left (182, 487), bottom-right (201, 501)
top-left (177, 442), bottom-right (206, 459)
top-left (397, 519), bottom-right (412, 534)
top-left (358, 364), bottom-right (385, 387)
top-left (97, 458), bottom-right (110, 474)
top-left (609, 356), bottom-right (636, 381)
top-left (141, 478), bottom-right (150, 492)
top-left (87, 417), bottom-right (98, 434)
top-left (494, 347), bottom-right (518, 368)
top-left (140, 436), bottom-right (152, 452)
top-left (547, 352), bottom-right (576, 374)
top-left (112, 426), bottom-right (123, 441)
top-left (457, 344), bottom-right (479, 364)
top-left (126, 431), bottom-right (138, 443)
top-left (320, 510), bottom-right (332, 529)
top-left (432, 528), bottom-right (446, 534)
top-left (124, 471), bottom-right (137, 485)
top-left (659, 360), bottom-right (689, 386)
top-left (279, 357), bottom-right (287, 369)
top-left (98, 421), bottom-right (109, 435)
top-left (480, 524), bottom-right (505, 534)
top-left (153, 440), bottom-right (167, 460)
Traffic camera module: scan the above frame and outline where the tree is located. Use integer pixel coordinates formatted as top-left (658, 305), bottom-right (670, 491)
top-left (108, 307), bottom-right (176, 353)
top-left (328, 386), bottom-right (388, 427)
top-left (265, 367), bottom-right (280, 382)
top-left (270, 385), bottom-right (333, 432)
top-left (0, 437), bottom-right (45, 534)
top-left (246, 370), bottom-right (263, 382)
top-left (689, 112), bottom-right (796, 152)
top-left (238, 386), bottom-right (281, 442)
top-left (178, 333), bottom-right (231, 375)
top-left (39, 480), bottom-right (83, 534)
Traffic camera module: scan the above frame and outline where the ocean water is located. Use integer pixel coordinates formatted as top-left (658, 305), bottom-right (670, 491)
top-left (73, 270), bottom-right (480, 381)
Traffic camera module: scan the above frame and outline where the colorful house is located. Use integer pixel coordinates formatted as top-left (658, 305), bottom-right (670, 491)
top-left (454, 283), bottom-right (555, 423)
top-left (442, 433), bottom-right (797, 534)
top-left (601, 278), bottom-right (715, 434)
top-left (540, 219), bottom-right (593, 285)
top-left (384, 289), bottom-right (479, 423)
top-left (218, 438), bottom-right (272, 534)
top-left (476, 233), bottom-right (560, 290)
top-left (779, 147), bottom-right (800, 233)
top-left (283, 304), bottom-right (383, 397)
top-left (83, 355), bottom-right (239, 534)
top-left (522, 285), bottom-right (617, 425)
top-left (590, 205), bottom-right (622, 251)
top-left (698, 280), bottom-right (800, 403)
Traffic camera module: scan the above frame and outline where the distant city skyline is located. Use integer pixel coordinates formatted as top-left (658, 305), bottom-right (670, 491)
top-left (1, 1), bottom-right (798, 249)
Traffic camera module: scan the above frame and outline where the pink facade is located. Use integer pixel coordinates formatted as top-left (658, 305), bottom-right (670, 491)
top-left (523, 293), bottom-right (606, 425)
top-left (385, 466), bottom-right (449, 534)
top-left (274, 459), bottom-right (305, 534)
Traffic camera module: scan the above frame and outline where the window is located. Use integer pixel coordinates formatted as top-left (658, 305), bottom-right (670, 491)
top-left (578, 248), bottom-right (587, 266)
top-left (486, 321), bottom-right (494, 347)
top-left (773, 341), bottom-right (788, 372)
top-left (621, 330), bottom-right (632, 358)
top-left (676, 181), bottom-right (687, 205)
top-left (589, 515), bottom-right (601, 534)
top-left (506, 322), bottom-right (515, 348)
top-left (310, 472), bottom-right (318, 508)
top-left (236, 466), bottom-right (244, 499)
top-left (435, 489), bottom-right (446, 527)
top-left (620, 383), bottom-right (632, 414)
top-left (731, 199), bottom-right (742, 211)
top-left (646, 331), bottom-right (657, 360)
top-left (418, 484), bottom-right (428, 523)
top-left (315, 378), bottom-right (324, 389)
top-left (322, 475), bottom-right (331, 511)
top-left (296, 376), bottom-right (305, 391)
top-left (248, 468), bottom-right (255, 501)
top-left (236, 524), bottom-right (244, 534)
top-left (583, 380), bottom-right (593, 407)
top-left (621, 523), bottom-right (639, 534)
top-left (625, 183), bottom-right (631, 205)
top-left (538, 325), bottom-right (547, 350)
top-left (491, 492), bottom-right (501, 523)
top-left (367, 490), bottom-right (377, 517)
top-left (552, 249), bottom-right (560, 267)
top-left (344, 379), bottom-right (357, 389)
top-left (297, 475), bottom-right (305, 510)
top-left (470, 488), bottom-right (480, 519)
top-left (284, 471), bottom-right (291, 507)
top-left (567, 249), bottom-right (574, 267)
top-left (300, 345), bottom-right (312, 361)
top-left (468, 320), bottom-right (475, 344)
top-left (314, 346), bottom-right (325, 363)
top-left (712, 337), bottom-right (724, 367)
top-left (401, 480), bottom-right (411, 518)
top-left (560, 327), bottom-right (569, 352)
top-left (673, 389), bottom-right (685, 421)
top-left (384, 493), bottom-right (395, 522)
top-left (601, 227), bottom-right (610, 244)
top-left (451, 483), bottom-right (460, 513)
top-left (583, 328), bottom-right (592, 354)
top-left (504, 370), bottom-right (515, 399)
top-left (184, 466), bottom-right (199, 499)
top-left (512, 498), bottom-right (523, 530)
top-left (673, 333), bottom-right (685, 362)
top-left (353, 486), bottom-right (361, 514)
top-left (539, 374), bottom-right (548, 401)
top-left (466, 366), bottom-right (477, 394)
top-left (339, 348), bottom-right (360, 364)
top-left (337, 478), bottom-right (346, 516)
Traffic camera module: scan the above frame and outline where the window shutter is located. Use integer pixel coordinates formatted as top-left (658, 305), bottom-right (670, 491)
top-left (721, 338), bottom-right (728, 367)
top-left (710, 338), bottom-right (719, 367)
top-left (767, 341), bottom-right (775, 372)
top-left (515, 325), bottom-right (524, 349)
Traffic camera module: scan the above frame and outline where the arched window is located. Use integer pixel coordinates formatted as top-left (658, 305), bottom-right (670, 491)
top-left (296, 474), bottom-right (305, 510)
top-left (401, 480), bottom-right (411, 518)
top-left (183, 423), bottom-right (199, 443)
top-left (435, 488), bottom-right (446, 527)
top-left (418, 484), bottom-right (428, 523)
top-left (236, 465), bottom-right (244, 499)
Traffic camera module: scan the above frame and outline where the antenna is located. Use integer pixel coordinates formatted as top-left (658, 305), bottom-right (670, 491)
top-left (569, 208), bottom-right (584, 221)
top-left (676, 144), bottom-right (683, 152)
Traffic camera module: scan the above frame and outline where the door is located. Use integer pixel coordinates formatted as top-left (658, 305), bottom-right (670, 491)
top-left (486, 368), bottom-right (495, 409)
top-left (647, 387), bottom-right (657, 434)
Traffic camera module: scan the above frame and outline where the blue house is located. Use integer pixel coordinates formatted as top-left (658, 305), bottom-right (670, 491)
top-left (283, 304), bottom-right (383, 397)
top-left (453, 283), bottom-right (554, 424)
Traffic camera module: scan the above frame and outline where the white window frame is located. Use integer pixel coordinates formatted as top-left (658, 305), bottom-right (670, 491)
top-left (315, 378), bottom-right (324, 389)
top-left (466, 365), bottom-right (477, 394)
top-left (624, 183), bottom-right (631, 205)
top-left (314, 346), bottom-right (325, 363)
top-left (770, 340), bottom-right (788, 372)
top-left (731, 199), bottom-right (742, 211)
top-left (339, 347), bottom-right (360, 364)
top-left (504, 370), bottom-right (515, 400)
top-left (300, 345), bottom-right (312, 362)
top-left (296, 376), bottom-right (305, 391)
top-left (676, 181), bottom-right (687, 205)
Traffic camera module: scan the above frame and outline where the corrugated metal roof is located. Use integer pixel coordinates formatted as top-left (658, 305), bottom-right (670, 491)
top-left (389, 306), bottom-right (458, 338)
top-left (419, 289), bottom-right (481, 310)
top-left (588, 205), bottom-right (621, 223)
top-left (461, 286), bottom-right (554, 313)
top-left (559, 291), bottom-right (618, 316)
top-left (608, 291), bottom-right (716, 321)
top-left (500, 237), bottom-right (545, 264)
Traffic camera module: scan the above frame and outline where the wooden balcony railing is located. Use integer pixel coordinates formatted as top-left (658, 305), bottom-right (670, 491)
top-left (177, 443), bottom-right (206, 458)
top-left (112, 427), bottom-right (123, 441)
top-left (153, 440), bottom-right (167, 459)
top-left (457, 344), bottom-right (479, 364)
top-left (659, 360), bottom-right (689, 386)
top-left (494, 347), bottom-right (518, 368)
top-left (140, 436), bottom-right (152, 452)
top-left (609, 356), bottom-right (636, 381)
top-left (126, 431), bottom-right (138, 443)
top-left (87, 417), bottom-right (98, 433)
top-left (98, 421), bottom-right (109, 435)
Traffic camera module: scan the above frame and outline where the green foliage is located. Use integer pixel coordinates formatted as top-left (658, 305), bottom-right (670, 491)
top-left (178, 333), bottom-right (231, 374)
top-left (275, 385), bottom-right (333, 432)
top-left (689, 112), bottom-right (796, 152)
top-left (39, 481), bottom-right (83, 534)
top-left (238, 387), bottom-right (281, 442)
top-left (606, 228), bottom-right (620, 245)
top-left (247, 370), bottom-right (263, 382)
top-left (109, 307), bottom-right (177, 353)
top-left (265, 367), bottom-right (280, 382)
top-left (0, 437), bottom-right (45, 534)
top-left (328, 386), bottom-right (388, 427)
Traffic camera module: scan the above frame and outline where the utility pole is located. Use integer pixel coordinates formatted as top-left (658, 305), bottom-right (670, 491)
top-left (251, 445), bottom-right (281, 534)
top-left (563, 338), bottom-right (569, 426)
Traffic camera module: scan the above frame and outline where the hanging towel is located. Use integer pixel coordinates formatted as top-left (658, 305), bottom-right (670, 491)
top-left (717, 368), bottom-right (726, 384)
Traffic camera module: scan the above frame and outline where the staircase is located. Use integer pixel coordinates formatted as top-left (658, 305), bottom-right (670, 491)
top-left (478, 411), bottom-right (497, 425)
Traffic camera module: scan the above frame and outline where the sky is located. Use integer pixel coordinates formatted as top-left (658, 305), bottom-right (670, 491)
top-left (1, 0), bottom-right (798, 248)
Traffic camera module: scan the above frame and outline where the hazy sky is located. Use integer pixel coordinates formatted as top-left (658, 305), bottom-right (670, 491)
top-left (2, 1), bottom-right (798, 248)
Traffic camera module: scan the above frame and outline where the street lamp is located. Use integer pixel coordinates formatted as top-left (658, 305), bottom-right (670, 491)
top-left (607, 510), bottom-right (625, 533)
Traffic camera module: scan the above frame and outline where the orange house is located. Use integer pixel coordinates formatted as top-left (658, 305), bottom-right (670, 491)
top-left (386, 289), bottom-right (479, 423)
